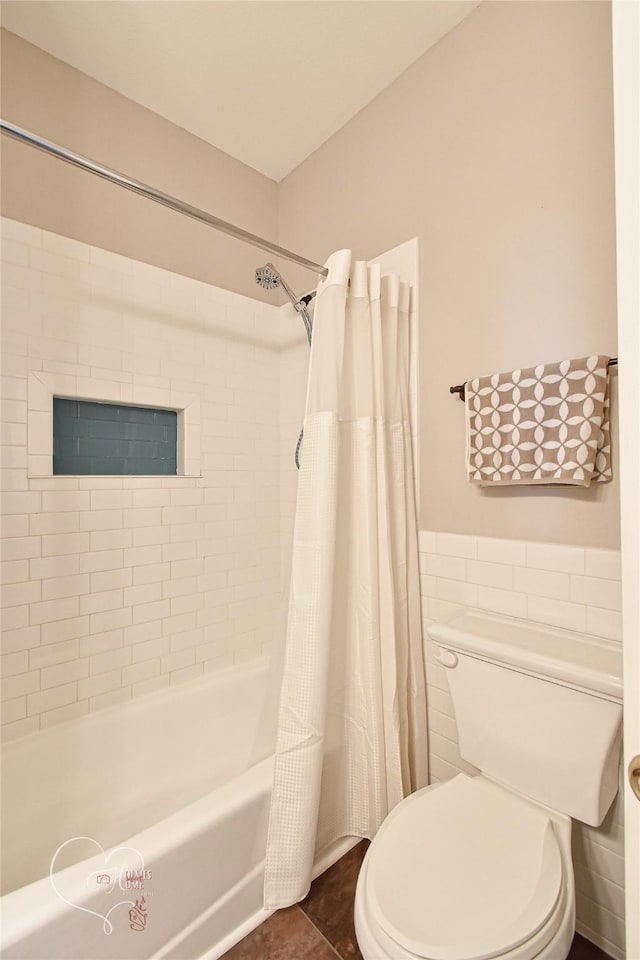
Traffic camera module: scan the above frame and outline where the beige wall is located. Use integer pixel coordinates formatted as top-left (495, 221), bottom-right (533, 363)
top-left (278, 1), bottom-right (619, 548)
top-left (0, 29), bottom-right (278, 302)
top-left (1, 4), bottom-right (620, 547)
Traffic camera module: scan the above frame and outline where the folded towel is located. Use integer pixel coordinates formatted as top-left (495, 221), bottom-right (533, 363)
top-left (465, 355), bottom-right (612, 486)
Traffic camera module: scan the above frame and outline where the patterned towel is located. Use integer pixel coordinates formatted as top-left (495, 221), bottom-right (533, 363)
top-left (465, 355), bottom-right (612, 486)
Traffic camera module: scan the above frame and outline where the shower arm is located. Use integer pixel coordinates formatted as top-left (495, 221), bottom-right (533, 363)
top-left (256, 263), bottom-right (314, 344)
top-left (265, 264), bottom-right (317, 319)
top-left (276, 270), bottom-right (312, 317)
top-left (0, 119), bottom-right (328, 279)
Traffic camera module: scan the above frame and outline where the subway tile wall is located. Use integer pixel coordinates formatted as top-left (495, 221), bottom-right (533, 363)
top-left (1, 216), bottom-right (290, 738)
top-left (419, 530), bottom-right (625, 959)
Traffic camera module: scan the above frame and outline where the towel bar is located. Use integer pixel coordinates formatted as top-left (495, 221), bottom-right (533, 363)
top-left (450, 358), bottom-right (618, 402)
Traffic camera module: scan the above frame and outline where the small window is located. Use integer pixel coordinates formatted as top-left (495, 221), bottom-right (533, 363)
top-left (53, 399), bottom-right (178, 475)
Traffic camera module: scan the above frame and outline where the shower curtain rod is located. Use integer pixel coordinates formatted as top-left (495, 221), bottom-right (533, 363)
top-left (0, 120), bottom-right (329, 278)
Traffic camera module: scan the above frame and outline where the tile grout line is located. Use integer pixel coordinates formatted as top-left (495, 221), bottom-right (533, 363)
top-left (296, 906), bottom-right (343, 959)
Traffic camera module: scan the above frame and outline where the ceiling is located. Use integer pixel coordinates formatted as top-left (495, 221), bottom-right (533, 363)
top-left (1, 1), bottom-right (479, 181)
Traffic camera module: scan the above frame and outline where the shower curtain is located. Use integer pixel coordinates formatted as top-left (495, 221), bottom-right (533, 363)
top-left (264, 249), bottom-right (428, 909)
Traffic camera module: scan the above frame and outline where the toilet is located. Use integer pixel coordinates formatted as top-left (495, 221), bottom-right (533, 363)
top-left (354, 610), bottom-right (623, 960)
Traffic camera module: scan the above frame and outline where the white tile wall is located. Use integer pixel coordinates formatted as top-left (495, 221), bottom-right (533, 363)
top-left (419, 529), bottom-right (625, 959)
top-left (1, 217), bottom-right (288, 737)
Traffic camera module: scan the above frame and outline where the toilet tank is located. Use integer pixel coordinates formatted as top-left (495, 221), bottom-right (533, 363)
top-left (427, 611), bottom-right (623, 826)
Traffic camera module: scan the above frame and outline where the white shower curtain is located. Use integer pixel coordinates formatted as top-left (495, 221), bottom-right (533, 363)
top-left (264, 249), bottom-right (428, 909)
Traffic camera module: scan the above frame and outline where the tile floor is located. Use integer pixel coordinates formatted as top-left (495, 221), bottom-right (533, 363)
top-left (222, 841), bottom-right (612, 960)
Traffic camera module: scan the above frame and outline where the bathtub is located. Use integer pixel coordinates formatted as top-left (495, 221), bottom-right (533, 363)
top-left (1, 662), bottom-right (276, 960)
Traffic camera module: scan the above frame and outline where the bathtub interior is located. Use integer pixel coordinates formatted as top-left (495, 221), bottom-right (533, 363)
top-left (1, 661), bottom-right (269, 897)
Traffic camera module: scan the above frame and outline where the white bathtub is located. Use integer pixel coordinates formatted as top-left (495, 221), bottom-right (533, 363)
top-left (1, 663), bottom-right (276, 960)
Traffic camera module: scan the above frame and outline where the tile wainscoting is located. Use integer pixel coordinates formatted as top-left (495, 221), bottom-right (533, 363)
top-left (419, 530), bottom-right (625, 959)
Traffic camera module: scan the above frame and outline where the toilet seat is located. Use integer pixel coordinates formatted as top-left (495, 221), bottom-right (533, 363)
top-left (363, 775), bottom-right (565, 960)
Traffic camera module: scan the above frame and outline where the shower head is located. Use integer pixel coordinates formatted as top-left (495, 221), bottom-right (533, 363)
top-left (255, 263), bottom-right (281, 290)
top-left (254, 260), bottom-right (313, 347)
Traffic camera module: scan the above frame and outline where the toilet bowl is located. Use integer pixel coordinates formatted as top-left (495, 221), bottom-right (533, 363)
top-left (354, 774), bottom-right (575, 960)
top-left (354, 610), bottom-right (623, 960)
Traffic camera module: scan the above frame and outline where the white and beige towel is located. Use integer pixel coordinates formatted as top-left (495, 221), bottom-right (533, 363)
top-left (465, 355), bottom-right (612, 486)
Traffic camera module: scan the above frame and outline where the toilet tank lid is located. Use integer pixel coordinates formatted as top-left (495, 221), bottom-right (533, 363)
top-left (428, 610), bottom-right (622, 701)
